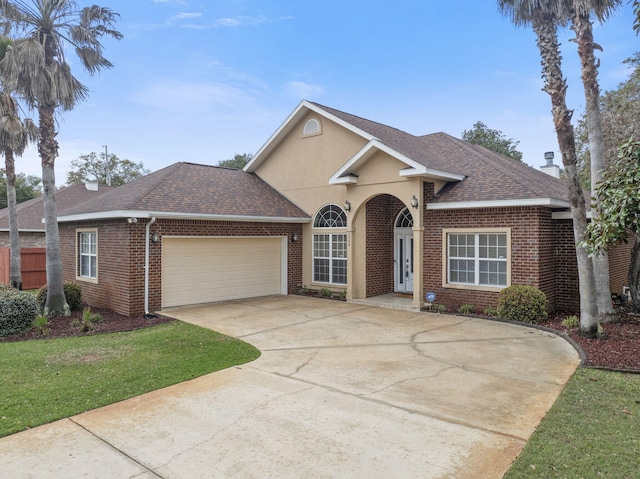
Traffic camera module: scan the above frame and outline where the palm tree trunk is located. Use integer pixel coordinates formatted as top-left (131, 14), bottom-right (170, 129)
top-left (572, 9), bottom-right (615, 321)
top-left (532, 12), bottom-right (600, 337)
top-left (4, 147), bottom-right (21, 289)
top-left (39, 105), bottom-right (68, 317)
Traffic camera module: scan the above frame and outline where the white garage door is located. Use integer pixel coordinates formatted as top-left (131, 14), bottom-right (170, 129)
top-left (162, 237), bottom-right (285, 308)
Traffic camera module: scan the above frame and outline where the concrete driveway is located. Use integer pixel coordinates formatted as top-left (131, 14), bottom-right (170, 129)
top-left (0, 296), bottom-right (579, 479)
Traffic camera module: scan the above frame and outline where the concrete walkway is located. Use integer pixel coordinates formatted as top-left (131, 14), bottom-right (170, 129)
top-left (0, 296), bottom-right (580, 479)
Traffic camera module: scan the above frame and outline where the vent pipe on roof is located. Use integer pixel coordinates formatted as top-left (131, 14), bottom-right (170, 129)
top-left (540, 151), bottom-right (560, 178)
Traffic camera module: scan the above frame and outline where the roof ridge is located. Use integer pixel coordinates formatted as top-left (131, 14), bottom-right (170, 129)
top-left (127, 162), bottom-right (185, 209)
top-left (311, 102), bottom-right (415, 138)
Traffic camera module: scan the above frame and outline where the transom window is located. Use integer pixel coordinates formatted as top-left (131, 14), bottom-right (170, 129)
top-left (447, 232), bottom-right (508, 287)
top-left (314, 204), bottom-right (347, 228)
top-left (313, 204), bottom-right (347, 285)
top-left (78, 230), bottom-right (97, 280)
top-left (395, 208), bottom-right (414, 228)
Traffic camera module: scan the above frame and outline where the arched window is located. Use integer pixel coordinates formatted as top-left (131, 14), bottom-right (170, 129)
top-left (314, 204), bottom-right (347, 228)
top-left (395, 208), bottom-right (414, 228)
top-left (303, 118), bottom-right (321, 137)
top-left (313, 204), bottom-right (347, 285)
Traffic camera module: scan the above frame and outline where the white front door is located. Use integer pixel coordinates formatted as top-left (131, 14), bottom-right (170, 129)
top-left (395, 230), bottom-right (414, 293)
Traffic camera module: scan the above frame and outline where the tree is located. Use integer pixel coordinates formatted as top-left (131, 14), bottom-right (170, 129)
top-left (582, 139), bottom-right (640, 311)
top-left (219, 152), bottom-right (252, 169)
top-left (634, 0), bottom-right (640, 34)
top-left (569, 0), bottom-right (621, 321)
top-left (66, 152), bottom-right (148, 186)
top-left (576, 52), bottom-right (640, 187)
top-left (0, 0), bottom-right (122, 317)
top-left (0, 35), bottom-right (38, 290)
top-left (0, 170), bottom-right (41, 207)
top-left (498, 0), bottom-right (600, 336)
top-left (461, 121), bottom-right (524, 161)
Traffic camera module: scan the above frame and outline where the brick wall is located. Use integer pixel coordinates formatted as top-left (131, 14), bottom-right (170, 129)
top-left (0, 232), bottom-right (46, 248)
top-left (61, 219), bottom-right (303, 316)
top-left (365, 195), bottom-right (404, 297)
top-left (424, 205), bottom-right (558, 313)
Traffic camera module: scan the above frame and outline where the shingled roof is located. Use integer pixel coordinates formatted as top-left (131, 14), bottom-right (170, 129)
top-left (314, 102), bottom-right (570, 206)
top-left (58, 162), bottom-right (310, 222)
top-left (0, 183), bottom-right (114, 231)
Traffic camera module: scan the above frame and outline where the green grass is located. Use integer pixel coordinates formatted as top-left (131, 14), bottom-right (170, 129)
top-left (505, 368), bottom-right (640, 479)
top-left (0, 321), bottom-right (260, 438)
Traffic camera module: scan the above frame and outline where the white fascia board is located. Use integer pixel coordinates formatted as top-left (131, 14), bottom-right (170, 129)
top-left (427, 198), bottom-right (571, 210)
top-left (399, 167), bottom-right (465, 182)
top-left (246, 100), bottom-right (378, 173)
top-left (58, 210), bottom-right (310, 224)
top-left (0, 228), bottom-right (45, 233)
top-left (552, 210), bottom-right (593, 220)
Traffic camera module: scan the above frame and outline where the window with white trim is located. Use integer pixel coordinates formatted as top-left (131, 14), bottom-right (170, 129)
top-left (78, 230), bottom-right (97, 280)
top-left (303, 118), bottom-right (321, 137)
top-left (447, 232), bottom-right (508, 287)
top-left (313, 205), bottom-right (347, 285)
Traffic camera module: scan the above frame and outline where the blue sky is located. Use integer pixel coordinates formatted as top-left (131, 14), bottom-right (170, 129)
top-left (16, 0), bottom-right (639, 182)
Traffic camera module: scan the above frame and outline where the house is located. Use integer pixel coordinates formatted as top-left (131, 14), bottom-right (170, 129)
top-left (55, 100), bottom-right (631, 316)
top-left (0, 182), bottom-right (113, 289)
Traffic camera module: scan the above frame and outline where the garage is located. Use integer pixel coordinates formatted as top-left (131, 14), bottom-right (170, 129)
top-left (161, 237), bottom-right (286, 308)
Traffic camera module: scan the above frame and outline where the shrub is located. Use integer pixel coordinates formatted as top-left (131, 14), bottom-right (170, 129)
top-left (497, 285), bottom-right (548, 323)
top-left (483, 306), bottom-right (498, 317)
top-left (319, 287), bottom-right (332, 298)
top-left (36, 282), bottom-right (83, 313)
top-left (432, 304), bottom-right (447, 313)
top-left (0, 289), bottom-right (38, 336)
top-left (459, 303), bottom-right (475, 314)
top-left (562, 315), bottom-right (579, 328)
top-left (32, 315), bottom-right (50, 336)
top-left (72, 307), bottom-right (102, 333)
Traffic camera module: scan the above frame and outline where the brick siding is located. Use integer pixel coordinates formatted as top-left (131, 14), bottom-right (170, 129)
top-left (60, 219), bottom-right (303, 316)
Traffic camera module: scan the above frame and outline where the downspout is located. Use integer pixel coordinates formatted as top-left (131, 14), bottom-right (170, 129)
top-left (144, 216), bottom-right (157, 318)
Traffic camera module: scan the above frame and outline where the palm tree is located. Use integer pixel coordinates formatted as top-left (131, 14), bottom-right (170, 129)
top-left (498, 0), bottom-right (600, 336)
top-left (0, 0), bottom-right (122, 317)
top-left (570, 0), bottom-right (621, 321)
top-left (0, 89), bottom-right (38, 290)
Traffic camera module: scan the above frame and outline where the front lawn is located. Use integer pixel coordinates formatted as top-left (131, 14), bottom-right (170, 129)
top-left (0, 321), bottom-right (260, 438)
top-left (505, 368), bottom-right (640, 478)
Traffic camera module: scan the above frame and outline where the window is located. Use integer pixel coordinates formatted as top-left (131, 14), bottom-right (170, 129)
top-left (78, 230), bottom-right (97, 280)
top-left (303, 118), bottom-right (321, 137)
top-left (313, 205), bottom-right (347, 285)
top-left (446, 231), bottom-right (508, 288)
top-left (395, 208), bottom-right (414, 228)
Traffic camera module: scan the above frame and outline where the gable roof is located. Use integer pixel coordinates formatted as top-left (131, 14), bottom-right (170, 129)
top-left (0, 183), bottom-right (114, 232)
top-left (57, 162), bottom-right (310, 223)
top-left (246, 100), bottom-right (571, 209)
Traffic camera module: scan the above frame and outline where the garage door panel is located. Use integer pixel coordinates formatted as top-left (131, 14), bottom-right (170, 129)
top-left (162, 237), bottom-right (284, 308)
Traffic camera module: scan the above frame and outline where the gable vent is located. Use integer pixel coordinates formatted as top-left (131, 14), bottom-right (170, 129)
top-left (303, 118), bottom-right (321, 136)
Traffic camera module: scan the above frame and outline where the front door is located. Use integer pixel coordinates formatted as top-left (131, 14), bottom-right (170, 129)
top-left (395, 231), bottom-right (414, 293)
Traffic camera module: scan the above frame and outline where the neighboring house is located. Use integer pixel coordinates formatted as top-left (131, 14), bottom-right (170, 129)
top-left (0, 182), bottom-right (113, 248)
top-left (56, 101), bottom-right (631, 316)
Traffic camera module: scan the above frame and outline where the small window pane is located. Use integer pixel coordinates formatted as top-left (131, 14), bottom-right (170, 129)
top-left (314, 205), bottom-right (347, 228)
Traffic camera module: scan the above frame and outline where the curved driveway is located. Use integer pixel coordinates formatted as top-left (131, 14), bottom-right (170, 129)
top-left (0, 296), bottom-right (579, 479)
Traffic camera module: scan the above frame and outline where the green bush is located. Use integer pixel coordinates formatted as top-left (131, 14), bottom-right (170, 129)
top-left (0, 289), bottom-right (38, 336)
top-left (432, 304), bottom-right (447, 313)
top-left (319, 287), bottom-right (332, 298)
top-left (483, 306), bottom-right (498, 317)
top-left (562, 315), bottom-right (579, 328)
top-left (459, 303), bottom-right (475, 314)
top-left (36, 282), bottom-right (83, 313)
top-left (497, 285), bottom-right (548, 323)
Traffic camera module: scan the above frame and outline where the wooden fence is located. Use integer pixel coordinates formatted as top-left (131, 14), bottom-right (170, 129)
top-left (0, 248), bottom-right (47, 290)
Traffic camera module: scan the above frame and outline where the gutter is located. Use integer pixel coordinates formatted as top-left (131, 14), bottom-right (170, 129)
top-left (144, 216), bottom-right (157, 318)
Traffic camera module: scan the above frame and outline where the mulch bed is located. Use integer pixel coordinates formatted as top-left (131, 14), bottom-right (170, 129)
top-left (0, 308), bottom-right (174, 343)
top-left (2, 304), bottom-right (639, 372)
top-left (539, 305), bottom-right (640, 372)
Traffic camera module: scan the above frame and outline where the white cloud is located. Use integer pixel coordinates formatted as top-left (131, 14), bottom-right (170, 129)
top-left (172, 12), bottom-right (202, 20)
top-left (284, 81), bottom-right (325, 100)
top-left (213, 15), bottom-right (269, 28)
